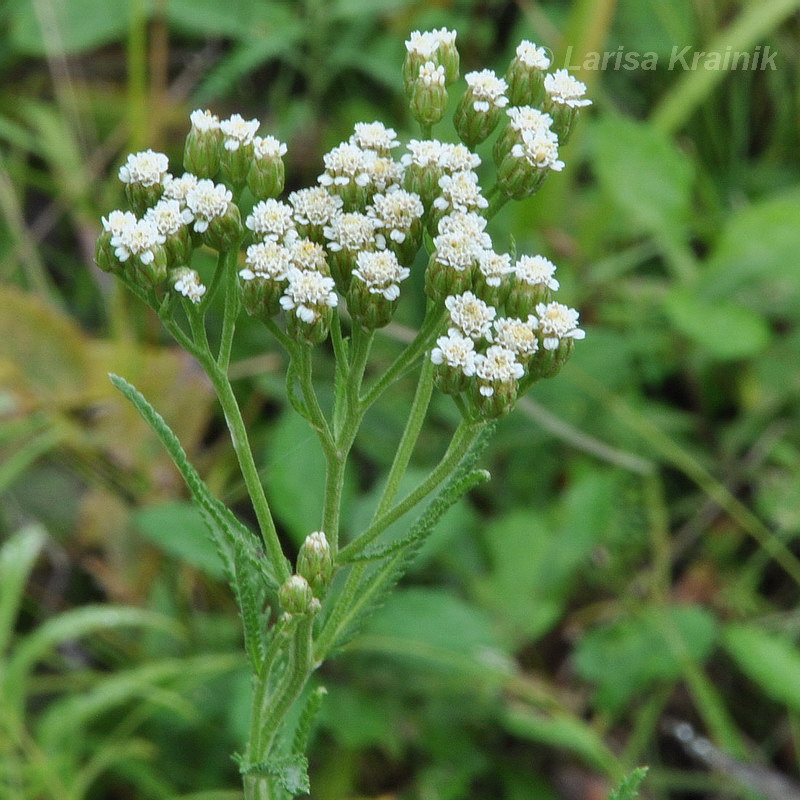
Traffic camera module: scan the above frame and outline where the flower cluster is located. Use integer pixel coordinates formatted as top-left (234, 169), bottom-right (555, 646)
top-left (96, 30), bottom-right (588, 416)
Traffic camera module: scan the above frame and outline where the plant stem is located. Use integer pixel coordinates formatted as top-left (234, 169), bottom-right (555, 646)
top-left (485, 191), bottom-right (510, 220)
top-left (337, 420), bottom-right (481, 563)
top-left (373, 355), bottom-right (435, 519)
top-left (217, 245), bottom-right (241, 371)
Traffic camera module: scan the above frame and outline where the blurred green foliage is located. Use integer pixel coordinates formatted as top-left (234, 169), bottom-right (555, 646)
top-left (2, 0), bottom-right (800, 798)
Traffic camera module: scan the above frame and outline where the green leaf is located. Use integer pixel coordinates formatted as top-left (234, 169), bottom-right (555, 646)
top-left (664, 289), bottom-right (770, 360)
top-left (133, 502), bottom-right (227, 579)
top-left (608, 767), bottom-right (649, 800)
top-left (351, 588), bottom-right (510, 682)
top-left (110, 374), bottom-right (276, 589)
top-left (501, 705), bottom-right (618, 774)
top-left (9, 0), bottom-right (131, 56)
top-left (723, 624), bottom-right (800, 711)
top-left (574, 605), bottom-right (717, 713)
top-left (264, 409), bottom-right (353, 545)
top-left (0, 525), bottom-right (46, 654)
top-left (701, 190), bottom-right (800, 302)
top-left (240, 754), bottom-right (310, 795)
top-left (166, 0), bottom-right (290, 39)
top-left (592, 115), bottom-right (694, 236)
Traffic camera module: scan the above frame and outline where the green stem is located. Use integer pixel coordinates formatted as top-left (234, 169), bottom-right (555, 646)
top-left (485, 192), bottom-right (510, 220)
top-left (198, 249), bottom-right (227, 314)
top-left (218, 245), bottom-right (242, 371)
top-left (360, 307), bottom-right (443, 409)
top-left (337, 420), bottom-right (480, 563)
top-left (314, 563), bottom-right (366, 660)
top-left (373, 355), bottom-right (435, 519)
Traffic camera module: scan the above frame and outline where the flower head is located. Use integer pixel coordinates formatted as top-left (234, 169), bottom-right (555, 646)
top-left (434, 170), bottom-right (488, 214)
top-left (185, 180), bottom-right (232, 233)
top-left (535, 301), bottom-right (586, 350)
top-left (318, 143), bottom-right (375, 188)
top-left (145, 198), bottom-right (193, 236)
top-left (493, 315), bottom-right (539, 358)
top-left (368, 188), bottom-right (424, 244)
top-left (289, 187), bottom-right (343, 228)
top-left (323, 212), bottom-right (381, 253)
top-left (113, 218), bottom-right (165, 264)
top-left (189, 109), bottom-right (220, 133)
top-left (445, 291), bottom-right (497, 341)
top-left (350, 121), bottom-right (400, 154)
top-left (544, 69), bottom-right (592, 108)
top-left (511, 127), bottom-right (564, 172)
top-left (253, 135), bottom-right (287, 160)
top-left (280, 268), bottom-right (338, 323)
top-left (173, 268), bottom-right (206, 303)
top-left (102, 209), bottom-right (137, 238)
top-left (246, 199), bottom-right (296, 242)
top-left (464, 69), bottom-right (509, 113)
top-left (516, 40), bottom-right (551, 70)
top-left (474, 345), bottom-right (524, 395)
top-left (430, 330), bottom-right (476, 376)
top-left (477, 250), bottom-right (513, 287)
top-left (515, 254), bottom-right (559, 290)
top-left (118, 149), bottom-right (170, 186)
top-left (220, 113), bottom-right (260, 151)
top-left (240, 241), bottom-right (292, 281)
top-left (352, 250), bottom-right (410, 301)
top-left (162, 172), bottom-right (199, 203)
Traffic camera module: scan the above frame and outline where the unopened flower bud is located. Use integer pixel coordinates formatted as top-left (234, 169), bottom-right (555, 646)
top-left (401, 139), bottom-right (448, 211)
top-left (184, 110), bottom-right (221, 178)
top-left (95, 229), bottom-right (121, 275)
top-left (297, 531), bottom-right (333, 596)
top-left (279, 574), bottom-right (317, 616)
top-left (505, 40), bottom-right (551, 107)
top-left (218, 113), bottom-right (260, 189)
top-left (204, 201), bottom-right (242, 252)
top-left (248, 135), bottom-right (287, 199)
top-left (408, 62), bottom-right (448, 128)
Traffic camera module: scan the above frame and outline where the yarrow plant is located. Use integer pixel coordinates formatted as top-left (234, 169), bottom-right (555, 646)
top-left (96, 30), bottom-right (590, 799)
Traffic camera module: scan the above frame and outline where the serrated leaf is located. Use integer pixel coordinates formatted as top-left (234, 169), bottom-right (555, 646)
top-left (110, 374), bottom-right (280, 590)
top-left (240, 754), bottom-right (310, 795)
top-left (664, 289), bottom-right (770, 360)
top-left (723, 624), bottom-right (800, 711)
top-left (608, 767), bottom-right (649, 800)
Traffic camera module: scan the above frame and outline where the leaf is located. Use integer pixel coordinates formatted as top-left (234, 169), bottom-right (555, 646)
top-left (592, 115), bottom-right (695, 236)
top-left (664, 289), bottom-right (770, 360)
top-left (608, 767), bottom-right (649, 800)
top-left (240, 754), bottom-right (310, 795)
top-left (723, 624), bottom-right (800, 711)
top-left (166, 0), bottom-right (290, 39)
top-left (501, 705), bottom-right (618, 774)
top-left (574, 605), bottom-right (717, 714)
top-left (264, 409), bottom-right (353, 545)
top-left (350, 588), bottom-right (511, 683)
top-left (133, 502), bottom-right (227, 579)
top-left (0, 525), bottom-right (46, 654)
top-left (110, 374), bottom-right (279, 589)
top-left (9, 0), bottom-right (131, 56)
top-left (701, 190), bottom-right (800, 303)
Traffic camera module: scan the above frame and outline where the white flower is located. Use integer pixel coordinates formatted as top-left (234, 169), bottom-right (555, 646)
top-left (246, 199), bottom-right (296, 242)
top-left (437, 211), bottom-right (492, 250)
top-left (352, 250), bottom-right (410, 300)
top-left (445, 291), bottom-right (496, 341)
top-left (145, 198), bottom-right (193, 236)
top-left (516, 40), bottom-right (550, 70)
top-left (289, 186), bottom-right (343, 227)
top-left (417, 61), bottom-right (446, 87)
top-left (440, 142), bottom-right (481, 173)
top-left (477, 250), bottom-right (513, 287)
top-left (363, 155), bottom-right (404, 194)
top-left (240, 241), bottom-right (292, 281)
top-left (432, 230), bottom-right (483, 272)
top-left (253, 135), bottom-right (287, 159)
top-left (189, 109), bottom-right (220, 132)
top-left (465, 69), bottom-right (509, 112)
top-left (405, 30), bottom-right (441, 59)
top-left (102, 209), bottom-right (137, 238)
top-left (118, 149), bottom-right (170, 186)
top-left (544, 69), bottom-right (592, 108)
top-left (367, 188), bottom-right (424, 243)
top-left (474, 345), bottom-right (524, 395)
top-left (280, 268), bottom-right (338, 323)
top-left (323, 212), bottom-right (381, 253)
top-left (318, 143), bottom-right (375, 187)
top-left (185, 179), bottom-right (232, 233)
top-left (493, 315), bottom-right (539, 358)
top-left (162, 172), bottom-right (199, 203)
top-left (173, 268), bottom-right (206, 303)
top-left (289, 238), bottom-right (329, 272)
top-left (401, 139), bottom-right (448, 169)
top-left (114, 218), bottom-right (164, 264)
top-left (430, 330), bottom-right (476, 376)
top-left (511, 127), bottom-right (564, 172)
top-left (434, 170), bottom-right (488, 213)
top-left (220, 113), bottom-right (260, 151)
top-left (506, 106), bottom-right (554, 134)
top-left (535, 301), bottom-right (586, 350)
top-left (350, 121), bottom-right (400, 153)
top-left (515, 254), bottom-right (559, 290)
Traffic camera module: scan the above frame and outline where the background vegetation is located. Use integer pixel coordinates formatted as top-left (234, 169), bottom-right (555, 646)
top-left (2, 1), bottom-right (800, 798)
